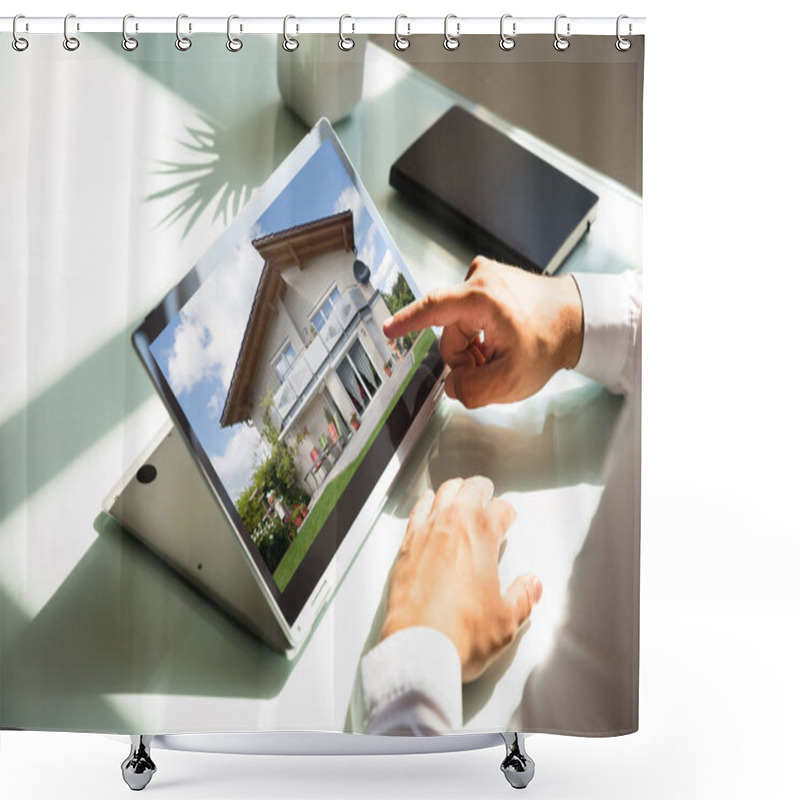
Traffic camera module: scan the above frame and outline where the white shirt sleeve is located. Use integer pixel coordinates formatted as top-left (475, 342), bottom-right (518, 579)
top-left (571, 270), bottom-right (642, 398)
top-left (353, 626), bottom-right (463, 735)
top-left (352, 271), bottom-right (642, 736)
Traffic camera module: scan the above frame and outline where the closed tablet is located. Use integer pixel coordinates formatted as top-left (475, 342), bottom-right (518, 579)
top-left (390, 106), bottom-right (599, 274)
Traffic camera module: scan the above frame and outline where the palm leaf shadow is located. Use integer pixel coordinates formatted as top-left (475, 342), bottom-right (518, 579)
top-left (146, 104), bottom-right (307, 238)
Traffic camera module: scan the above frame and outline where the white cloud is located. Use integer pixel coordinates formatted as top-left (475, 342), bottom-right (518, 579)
top-left (207, 392), bottom-right (221, 417)
top-left (334, 185), bottom-right (366, 231)
top-left (167, 317), bottom-right (210, 396)
top-left (357, 222), bottom-right (378, 271)
top-left (211, 424), bottom-right (267, 501)
top-left (373, 250), bottom-right (399, 294)
top-left (165, 237), bottom-right (263, 399)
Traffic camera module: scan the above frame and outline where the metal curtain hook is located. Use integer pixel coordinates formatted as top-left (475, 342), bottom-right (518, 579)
top-left (12, 14), bottom-right (29, 52)
top-left (283, 15), bottom-right (299, 51)
top-left (553, 14), bottom-right (570, 51)
top-left (122, 14), bottom-right (138, 51)
top-left (63, 13), bottom-right (80, 51)
top-left (339, 14), bottom-right (355, 50)
top-left (175, 14), bottom-right (192, 50)
top-left (443, 14), bottom-right (460, 51)
top-left (394, 14), bottom-right (410, 51)
top-left (227, 14), bottom-right (243, 51)
top-left (616, 14), bottom-right (632, 51)
top-left (499, 14), bottom-right (516, 51)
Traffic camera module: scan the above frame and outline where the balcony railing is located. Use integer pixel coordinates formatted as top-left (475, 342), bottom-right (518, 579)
top-left (270, 286), bottom-right (376, 434)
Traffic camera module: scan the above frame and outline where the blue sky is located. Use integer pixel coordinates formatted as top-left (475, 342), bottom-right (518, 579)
top-left (151, 139), bottom-right (406, 502)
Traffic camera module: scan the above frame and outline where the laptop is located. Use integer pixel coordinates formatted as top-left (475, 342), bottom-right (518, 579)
top-left (103, 119), bottom-right (446, 656)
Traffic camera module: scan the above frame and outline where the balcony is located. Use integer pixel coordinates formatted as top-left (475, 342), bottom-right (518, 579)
top-left (270, 286), bottom-right (378, 437)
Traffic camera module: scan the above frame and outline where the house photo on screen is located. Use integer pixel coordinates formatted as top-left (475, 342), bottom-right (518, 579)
top-left (150, 137), bottom-right (434, 593)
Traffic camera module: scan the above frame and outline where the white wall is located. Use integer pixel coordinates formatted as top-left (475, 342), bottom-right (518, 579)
top-left (281, 249), bottom-right (357, 342)
top-left (248, 294), bottom-right (306, 423)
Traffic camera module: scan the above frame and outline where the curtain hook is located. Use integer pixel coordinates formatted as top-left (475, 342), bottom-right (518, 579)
top-left (283, 15), bottom-right (299, 51)
top-left (12, 14), bottom-right (29, 52)
top-left (122, 14), bottom-right (138, 51)
top-left (616, 14), bottom-right (632, 51)
top-left (443, 14), bottom-right (460, 51)
top-left (175, 14), bottom-right (192, 51)
top-left (499, 14), bottom-right (516, 51)
top-left (394, 15), bottom-right (410, 51)
top-left (63, 13), bottom-right (80, 51)
top-left (553, 14), bottom-right (570, 51)
top-left (227, 14), bottom-right (243, 52)
top-left (339, 14), bottom-right (355, 51)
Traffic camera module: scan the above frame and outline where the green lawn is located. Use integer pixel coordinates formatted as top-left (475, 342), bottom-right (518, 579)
top-left (272, 327), bottom-right (437, 591)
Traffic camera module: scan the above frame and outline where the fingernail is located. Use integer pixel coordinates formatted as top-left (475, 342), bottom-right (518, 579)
top-left (530, 576), bottom-right (543, 604)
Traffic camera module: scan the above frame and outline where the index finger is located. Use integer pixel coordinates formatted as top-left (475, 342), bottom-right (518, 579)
top-left (383, 283), bottom-right (485, 339)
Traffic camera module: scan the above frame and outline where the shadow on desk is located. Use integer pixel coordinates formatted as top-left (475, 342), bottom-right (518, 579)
top-left (0, 516), bottom-right (292, 732)
top-left (392, 382), bottom-right (623, 520)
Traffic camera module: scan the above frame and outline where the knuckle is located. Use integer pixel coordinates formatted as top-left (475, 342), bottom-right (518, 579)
top-left (469, 256), bottom-right (486, 273)
top-left (437, 504), bottom-right (462, 531)
top-left (463, 281), bottom-right (487, 303)
top-left (470, 255), bottom-right (492, 273)
top-left (418, 291), bottom-right (436, 315)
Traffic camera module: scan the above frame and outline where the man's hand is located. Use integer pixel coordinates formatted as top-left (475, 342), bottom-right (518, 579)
top-left (380, 477), bottom-right (543, 683)
top-left (383, 256), bottom-right (584, 408)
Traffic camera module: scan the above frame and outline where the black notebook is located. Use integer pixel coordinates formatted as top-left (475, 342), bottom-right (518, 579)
top-left (390, 106), bottom-right (599, 274)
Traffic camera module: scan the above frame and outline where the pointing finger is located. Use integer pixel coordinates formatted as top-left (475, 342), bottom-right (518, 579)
top-left (383, 284), bottom-right (486, 338)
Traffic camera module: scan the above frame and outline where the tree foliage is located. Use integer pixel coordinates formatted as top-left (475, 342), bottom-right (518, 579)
top-left (381, 272), bottom-right (419, 351)
top-left (234, 390), bottom-right (310, 573)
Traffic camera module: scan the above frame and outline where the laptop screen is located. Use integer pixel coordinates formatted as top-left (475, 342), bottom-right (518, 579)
top-left (133, 120), bottom-right (442, 626)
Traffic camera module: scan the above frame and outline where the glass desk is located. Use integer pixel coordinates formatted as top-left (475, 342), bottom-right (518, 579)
top-left (0, 34), bottom-right (641, 734)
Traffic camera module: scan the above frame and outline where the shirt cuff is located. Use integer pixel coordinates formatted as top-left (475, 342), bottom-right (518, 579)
top-left (354, 627), bottom-right (463, 735)
top-left (572, 270), bottom-right (641, 397)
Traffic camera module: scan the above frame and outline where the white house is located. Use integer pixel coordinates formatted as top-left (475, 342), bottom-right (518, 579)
top-left (220, 210), bottom-right (408, 498)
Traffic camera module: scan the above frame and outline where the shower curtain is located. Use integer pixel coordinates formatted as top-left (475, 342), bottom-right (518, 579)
top-left (0, 23), bottom-right (644, 740)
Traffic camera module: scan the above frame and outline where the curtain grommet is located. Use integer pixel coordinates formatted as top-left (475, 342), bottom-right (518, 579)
top-left (499, 14), bottom-right (516, 51)
top-left (443, 14), bottom-right (460, 51)
top-left (283, 15), bottom-right (299, 51)
top-left (226, 15), bottom-right (243, 52)
top-left (394, 15), bottom-right (410, 51)
top-left (63, 13), bottom-right (80, 51)
top-left (553, 14), bottom-right (570, 51)
top-left (122, 14), bottom-right (138, 51)
top-left (12, 14), bottom-right (29, 51)
top-left (338, 14), bottom-right (355, 51)
top-left (175, 14), bottom-right (192, 51)
top-left (615, 15), bottom-right (632, 51)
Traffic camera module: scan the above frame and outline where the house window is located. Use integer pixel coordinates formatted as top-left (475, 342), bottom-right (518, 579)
top-left (335, 340), bottom-right (382, 415)
top-left (272, 341), bottom-right (297, 384)
top-left (310, 286), bottom-right (341, 334)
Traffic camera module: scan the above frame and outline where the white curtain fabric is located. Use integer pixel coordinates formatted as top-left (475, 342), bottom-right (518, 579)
top-left (0, 30), bottom-right (643, 739)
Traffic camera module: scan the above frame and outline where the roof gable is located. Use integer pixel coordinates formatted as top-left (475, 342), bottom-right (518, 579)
top-left (220, 210), bottom-right (355, 428)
